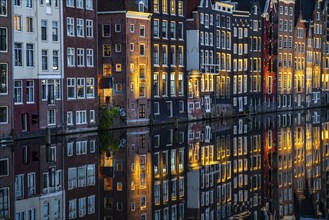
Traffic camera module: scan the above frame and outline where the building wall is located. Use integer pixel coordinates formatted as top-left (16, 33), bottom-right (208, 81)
top-left (149, 0), bottom-right (188, 123)
top-left (276, 1), bottom-right (295, 110)
top-left (63, 134), bottom-right (98, 219)
top-left (232, 13), bottom-right (250, 114)
top-left (247, 1), bottom-right (263, 113)
top-left (263, 4), bottom-right (277, 112)
top-left (13, 138), bottom-right (64, 219)
top-left (293, 17), bottom-right (307, 109)
top-left (0, 0), bottom-right (12, 138)
top-left (0, 145), bottom-right (14, 219)
top-left (125, 13), bottom-right (152, 125)
top-left (63, 0), bottom-right (98, 132)
top-left (13, 1), bottom-right (62, 134)
top-left (97, 9), bottom-right (152, 127)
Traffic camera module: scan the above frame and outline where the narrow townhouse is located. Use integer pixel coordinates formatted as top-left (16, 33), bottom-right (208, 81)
top-left (97, 0), bottom-right (152, 127)
top-left (186, 0), bottom-right (234, 119)
top-left (63, 0), bottom-right (98, 132)
top-left (0, 0), bottom-right (12, 138)
top-left (13, 0), bottom-right (63, 135)
top-left (149, 0), bottom-right (188, 124)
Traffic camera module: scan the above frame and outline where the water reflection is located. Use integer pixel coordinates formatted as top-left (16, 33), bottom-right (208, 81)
top-left (1, 109), bottom-right (329, 219)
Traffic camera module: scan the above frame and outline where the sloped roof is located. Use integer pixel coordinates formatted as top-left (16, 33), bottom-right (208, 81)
top-left (233, 0), bottom-right (251, 11)
top-left (186, 0), bottom-right (199, 18)
top-left (97, 0), bottom-right (148, 12)
top-left (232, 0), bottom-right (266, 13)
top-left (295, 0), bottom-right (315, 22)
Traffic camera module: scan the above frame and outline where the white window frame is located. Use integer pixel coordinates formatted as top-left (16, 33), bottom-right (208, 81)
top-left (86, 19), bottom-right (93, 37)
top-left (47, 109), bottom-right (56, 125)
top-left (66, 0), bottom-right (74, 7)
top-left (77, 78), bottom-right (85, 99)
top-left (14, 80), bottom-right (23, 104)
top-left (86, 0), bottom-right (92, 10)
top-left (67, 48), bottom-right (75, 66)
top-left (67, 78), bottom-right (76, 99)
top-left (77, 48), bottom-right (85, 67)
top-left (67, 111), bottom-right (73, 125)
top-left (0, 106), bottom-right (8, 124)
top-left (76, 18), bottom-right (84, 37)
top-left (76, 0), bottom-right (83, 9)
top-left (86, 49), bottom-right (93, 67)
top-left (67, 17), bottom-right (75, 36)
top-left (86, 78), bottom-right (94, 98)
top-left (76, 111), bottom-right (87, 124)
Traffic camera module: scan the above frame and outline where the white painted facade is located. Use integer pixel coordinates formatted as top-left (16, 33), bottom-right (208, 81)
top-left (13, 1), bottom-right (62, 80)
top-left (187, 170), bottom-right (200, 209)
top-left (15, 191), bottom-right (64, 220)
top-left (186, 30), bottom-right (200, 71)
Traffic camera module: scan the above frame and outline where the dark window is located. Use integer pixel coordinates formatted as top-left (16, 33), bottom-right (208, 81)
top-left (41, 20), bottom-right (47, 41)
top-left (139, 104), bottom-right (145, 118)
top-left (103, 24), bottom-right (110, 37)
top-left (139, 134), bottom-right (145, 147)
top-left (0, 28), bottom-right (7, 51)
top-left (0, 159), bottom-right (8, 176)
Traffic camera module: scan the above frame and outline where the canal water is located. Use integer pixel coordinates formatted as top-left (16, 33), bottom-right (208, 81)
top-left (1, 109), bottom-right (329, 220)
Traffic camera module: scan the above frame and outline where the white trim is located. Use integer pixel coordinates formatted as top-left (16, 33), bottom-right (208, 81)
top-left (126, 118), bottom-right (149, 124)
top-left (0, 106), bottom-right (8, 124)
top-left (97, 10), bottom-right (127, 14)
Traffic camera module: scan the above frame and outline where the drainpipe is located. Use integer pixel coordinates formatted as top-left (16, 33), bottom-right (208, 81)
top-left (60, 0), bottom-right (65, 133)
top-left (11, 145), bottom-right (15, 219)
top-left (11, 0), bottom-right (15, 138)
top-left (96, 0), bottom-right (99, 129)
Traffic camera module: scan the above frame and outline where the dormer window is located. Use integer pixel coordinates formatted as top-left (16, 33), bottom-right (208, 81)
top-left (139, 1), bottom-right (144, 12)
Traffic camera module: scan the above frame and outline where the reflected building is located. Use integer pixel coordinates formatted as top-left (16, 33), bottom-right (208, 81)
top-left (13, 138), bottom-right (64, 220)
top-left (292, 112), bottom-right (306, 209)
top-left (4, 109), bottom-right (329, 219)
top-left (0, 144), bottom-right (13, 219)
top-left (322, 110), bottom-right (329, 218)
top-left (63, 134), bottom-right (98, 219)
top-left (126, 128), bottom-right (152, 220)
top-left (303, 110), bottom-right (324, 217)
top-left (262, 112), bottom-right (277, 217)
top-left (99, 127), bottom-right (153, 220)
top-left (186, 122), bottom-right (221, 219)
top-left (152, 124), bottom-right (187, 220)
top-left (99, 130), bottom-right (127, 220)
top-left (231, 117), bottom-right (263, 219)
top-left (275, 113), bottom-right (294, 217)
top-left (186, 117), bottom-right (263, 219)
